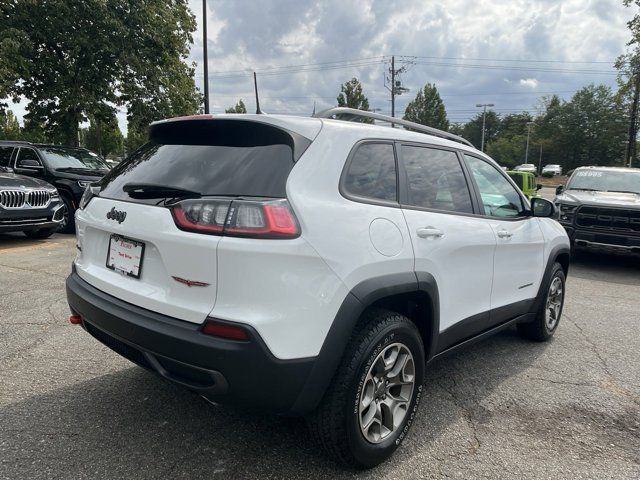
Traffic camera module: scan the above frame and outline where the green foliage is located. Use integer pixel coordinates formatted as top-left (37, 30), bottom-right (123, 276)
top-left (337, 77), bottom-right (371, 111)
top-left (225, 99), bottom-right (247, 114)
top-left (80, 115), bottom-right (124, 159)
top-left (0, 110), bottom-right (20, 140)
top-left (0, 0), bottom-right (201, 146)
top-left (462, 110), bottom-right (501, 149)
top-left (402, 83), bottom-right (449, 131)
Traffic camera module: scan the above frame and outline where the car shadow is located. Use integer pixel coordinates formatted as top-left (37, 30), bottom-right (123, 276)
top-left (0, 232), bottom-right (72, 252)
top-left (569, 249), bottom-right (640, 286)
top-left (0, 328), bottom-right (546, 479)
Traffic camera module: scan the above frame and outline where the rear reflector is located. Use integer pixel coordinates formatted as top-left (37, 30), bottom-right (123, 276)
top-left (202, 320), bottom-right (250, 341)
top-left (69, 315), bottom-right (82, 325)
top-left (171, 198), bottom-right (300, 239)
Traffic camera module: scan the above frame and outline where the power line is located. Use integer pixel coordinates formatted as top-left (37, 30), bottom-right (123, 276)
top-left (413, 55), bottom-right (615, 64)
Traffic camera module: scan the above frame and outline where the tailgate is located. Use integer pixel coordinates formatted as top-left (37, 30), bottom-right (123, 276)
top-left (74, 197), bottom-right (220, 323)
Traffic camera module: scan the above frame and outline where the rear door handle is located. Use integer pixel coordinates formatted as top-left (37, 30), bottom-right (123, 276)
top-left (497, 229), bottom-right (513, 239)
top-left (416, 227), bottom-right (444, 239)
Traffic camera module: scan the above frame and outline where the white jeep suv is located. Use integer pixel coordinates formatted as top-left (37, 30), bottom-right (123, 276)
top-left (66, 108), bottom-right (570, 468)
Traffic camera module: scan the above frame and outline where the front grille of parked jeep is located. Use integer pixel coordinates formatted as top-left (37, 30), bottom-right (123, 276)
top-left (0, 189), bottom-right (50, 209)
top-left (575, 206), bottom-right (640, 233)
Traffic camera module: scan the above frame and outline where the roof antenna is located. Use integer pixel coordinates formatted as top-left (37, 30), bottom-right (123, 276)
top-left (254, 72), bottom-right (263, 114)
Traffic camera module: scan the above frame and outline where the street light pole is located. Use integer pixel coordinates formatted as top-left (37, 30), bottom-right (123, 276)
top-left (476, 103), bottom-right (494, 151)
top-left (202, 0), bottom-right (210, 114)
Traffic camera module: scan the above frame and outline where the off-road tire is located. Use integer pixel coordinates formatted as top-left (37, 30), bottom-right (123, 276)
top-left (308, 308), bottom-right (425, 468)
top-left (518, 262), bottom-right (566, 342)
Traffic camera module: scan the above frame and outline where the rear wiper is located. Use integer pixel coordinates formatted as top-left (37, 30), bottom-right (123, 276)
top-left (123, 182), bottom-right (202, 199)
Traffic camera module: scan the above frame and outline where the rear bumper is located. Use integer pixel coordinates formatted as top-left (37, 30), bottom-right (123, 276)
top-left (561, 225), bottom-right (640, 252)
top-left (66, 269), bottom-right (317, 415)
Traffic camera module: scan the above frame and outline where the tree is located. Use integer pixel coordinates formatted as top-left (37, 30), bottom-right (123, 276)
top-left (0, 110), bottom-right (21, 140)
top-left (485, 112), bottom-right (533, 166)
top-left (462, 111), bottom-right (500, 150)
top-left (0, 1), bottom-right (201, 146)
top-left (81, 115), bottom-right (124, 158)
top-left (337, 78), bottom-right (371, 112)
top-left (225, 99), bottom-right (247, 114)
top-left (402, 83), bottom-right (449, 131)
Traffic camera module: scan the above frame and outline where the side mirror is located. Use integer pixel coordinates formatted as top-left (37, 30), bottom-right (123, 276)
top-left (536, 184), bottom-right (542, 191)
top-left (531, 197), bottom-right (555, 218)
top-left (18, 159), bottom-right (43, 169)
top-left (555, 185), bottom-right (564, 195)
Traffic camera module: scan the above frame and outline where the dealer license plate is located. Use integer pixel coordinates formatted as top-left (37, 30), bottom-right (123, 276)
top-left (106, 235), bottom-right (145, 278)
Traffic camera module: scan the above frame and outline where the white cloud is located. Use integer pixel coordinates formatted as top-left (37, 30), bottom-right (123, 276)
top-left (520, 78), bottom-right (539, 89)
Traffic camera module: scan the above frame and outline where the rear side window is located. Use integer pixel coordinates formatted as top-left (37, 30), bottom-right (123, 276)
top-left (0, 146), bottom-right (14, 167)
top-left (99, 120), bottom-right (308, 203)
top-left (343, 143), bottom-right (397, 202)
top-left (401, 145), bottom-right (473, 214)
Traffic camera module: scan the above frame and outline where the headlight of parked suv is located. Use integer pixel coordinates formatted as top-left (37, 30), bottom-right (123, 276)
top-left (48, 189), bottom-right (59, 198)
top-left (77, 180), bottom-right (92, 189)
top-left (556, 203), bottom-right (577, 222)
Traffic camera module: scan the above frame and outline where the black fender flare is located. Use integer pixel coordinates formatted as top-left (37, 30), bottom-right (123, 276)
top-left (289, 272), bottom-right (439, 415)
top-left (529, 244), bottom-right (571, 316)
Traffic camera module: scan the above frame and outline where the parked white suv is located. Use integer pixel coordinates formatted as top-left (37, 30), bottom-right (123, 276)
top-left (542, 164), bottom-right (562, 176)
top-left (66, 108), bottom-right (570, 468)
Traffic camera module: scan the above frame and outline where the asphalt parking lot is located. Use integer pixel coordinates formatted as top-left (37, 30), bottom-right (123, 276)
top-left (1, 228), bottom-right (639, 479)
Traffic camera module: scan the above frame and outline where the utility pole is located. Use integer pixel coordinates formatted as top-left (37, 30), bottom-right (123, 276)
top-left (391, 56), bottom-right (395, 118)
top-left (626, 68), bottom-right (640, 168)
top-left (475, 103), bottom-right (494, 152)
top-left (384, 56), bottom-right (412, 121)
top-left (538, 144), bottom-right (543, 176)
top-left (525, 121), bottom-right (533, 164)
top-left (202, 0), bottom-right (210, 114)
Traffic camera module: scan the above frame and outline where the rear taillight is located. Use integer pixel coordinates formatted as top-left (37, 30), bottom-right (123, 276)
top-left (171, 198), bottom-right (300, 239)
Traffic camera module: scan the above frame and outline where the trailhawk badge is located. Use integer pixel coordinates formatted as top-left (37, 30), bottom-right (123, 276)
top-left (172, 276), bottom-right (210, 287)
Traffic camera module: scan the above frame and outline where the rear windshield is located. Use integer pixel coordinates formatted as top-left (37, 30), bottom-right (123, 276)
top-left (99, 120), bottom-right (309, 202)
top-left (99, 143), bottom-right (295, 201)
top-left (509, 173), bottom-right (524, 189)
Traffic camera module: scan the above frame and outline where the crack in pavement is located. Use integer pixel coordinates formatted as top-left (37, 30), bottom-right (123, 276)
top-left (565, 313), bottom-right (614, 378)
top-left (435, 375), bottom-right (482, 455)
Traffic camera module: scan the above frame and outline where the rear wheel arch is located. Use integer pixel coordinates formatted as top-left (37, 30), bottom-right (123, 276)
top-left (291, 272), bottom-right (439, 415)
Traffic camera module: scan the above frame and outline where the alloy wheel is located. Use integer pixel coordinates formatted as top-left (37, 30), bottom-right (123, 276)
top-left (358, 343), bottom-right (415, 444)
top-left (545, 276), bottom-right (564, 331)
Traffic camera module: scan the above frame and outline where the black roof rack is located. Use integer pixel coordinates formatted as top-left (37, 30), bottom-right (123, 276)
top-left (314, 107), bottom-right (474, 148)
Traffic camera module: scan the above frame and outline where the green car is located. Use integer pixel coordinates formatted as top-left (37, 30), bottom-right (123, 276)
top-left (507, 170), bottom-right (541, 200)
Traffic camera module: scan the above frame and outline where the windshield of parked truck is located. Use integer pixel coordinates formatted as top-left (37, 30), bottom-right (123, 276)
top-left (567, 169), bottom-right (640, 194)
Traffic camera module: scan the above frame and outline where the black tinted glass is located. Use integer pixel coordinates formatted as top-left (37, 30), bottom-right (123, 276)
top-left (17, 148), bottom-right (40, 163)
top-left (99, 143), bottom-right (295, 201)
top-left (509, 173), bottom-right (524, 189)
top-left (344, 143), bottom-right (397, 202)
top-left (402, 146), bottom-right (473, 213)
top-left (0, 146), bottom-right (13, 167)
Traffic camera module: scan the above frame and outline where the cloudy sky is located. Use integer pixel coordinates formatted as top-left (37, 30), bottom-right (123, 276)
top-left (186, 0), bottom-right (632, 125)
top-left (7, 0), bottom-right (636, 133)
